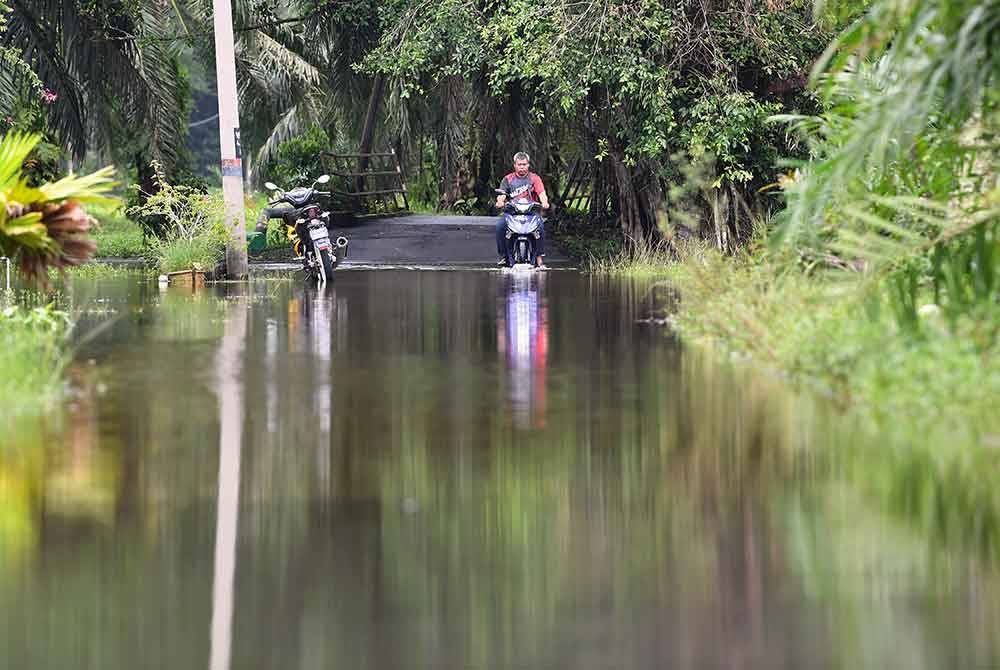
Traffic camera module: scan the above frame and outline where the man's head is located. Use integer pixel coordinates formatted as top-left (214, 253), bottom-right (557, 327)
top-left (512, 152), bottom-right (530, 177)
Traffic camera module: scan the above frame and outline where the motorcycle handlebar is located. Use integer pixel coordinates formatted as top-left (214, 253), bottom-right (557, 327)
top-left (269, 190), bottom-right (329, 207)
top-left (503, 203), bottom-right (544, 212)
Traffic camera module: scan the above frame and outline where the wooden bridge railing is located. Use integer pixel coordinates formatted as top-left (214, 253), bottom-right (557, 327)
top-left (323, 150), bottom-right (410, 217)
top-left (553, 157), bottom-right (593, 212)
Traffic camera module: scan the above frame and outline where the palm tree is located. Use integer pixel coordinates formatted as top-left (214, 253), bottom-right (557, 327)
top-left (2, 0), bottom-right (187, 175)
top-left (177, 0), bottom-right (385, 180)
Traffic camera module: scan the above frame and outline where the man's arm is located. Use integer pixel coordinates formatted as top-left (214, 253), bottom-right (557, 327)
top-left (533, 174), bottom-right (550, 209)
top-left (496, 176), bottom-right (510, 209)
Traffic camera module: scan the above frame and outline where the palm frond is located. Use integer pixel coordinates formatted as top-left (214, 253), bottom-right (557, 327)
top-left (251, 104), bottom-right (306, 180)
top-left (39, 166), bottom-right (118, 204)
top-left (5, 0), bottom-right (88, 153)
top-left (252, 31), bottom-right (322, 89)
top-left (132, 0), bottom-right (187, 171)
top-left (781, 0), bottom-right (1000, 244)
top-left (0, 132), bottom-right (39, 191)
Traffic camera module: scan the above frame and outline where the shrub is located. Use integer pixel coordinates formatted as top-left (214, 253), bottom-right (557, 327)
top-left (267, 126), bottom-right (330, 188)
top-left (88, 203), bottom-right (146, 257)
top-left (128, 165), bottom-right (227, 272)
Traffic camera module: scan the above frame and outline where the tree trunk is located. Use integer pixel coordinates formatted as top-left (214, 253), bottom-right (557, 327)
top-left (437, 75), bottom-right (467, 210)
top-left (703, 162), bottom-right (752, 253)
top-left (709, 183), bottom-right (731, 253)
top-left (135, 152), bottom-right (164, 237)
top-left (474, 94), bottom-right (501, 208)
top-left (356, 74), bottom-right (386, 193)
top-left (590, 159), bottom-right (613, 220)
top-left (609, 154), bottom-right (665, 243)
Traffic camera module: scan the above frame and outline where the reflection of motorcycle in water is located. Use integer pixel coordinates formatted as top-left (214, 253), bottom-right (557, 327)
top-left (278, 287), bottom-right (347, 486)
top-left (497, 272), bottom-right (548, 428)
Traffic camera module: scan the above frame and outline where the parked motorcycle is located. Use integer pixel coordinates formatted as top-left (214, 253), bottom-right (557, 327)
top-left (261, 175), bottom-right (348, 283)
top-left (497, 189), bottom-right (543, 269)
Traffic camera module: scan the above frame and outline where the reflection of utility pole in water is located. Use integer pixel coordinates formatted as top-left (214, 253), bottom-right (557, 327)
top-left (209, 295), bottom-right (247, 670)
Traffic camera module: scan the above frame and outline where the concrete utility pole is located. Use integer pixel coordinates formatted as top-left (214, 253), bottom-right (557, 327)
top-left (212, 0), bottom-right (248, 279)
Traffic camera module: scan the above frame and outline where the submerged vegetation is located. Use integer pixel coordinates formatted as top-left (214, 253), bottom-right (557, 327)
top-left (0, 303), bottom-right (71, 415)
top-left (0, 131), bottom-right (111, 414)
top-left (662, 240), bottom-right (1000, 441)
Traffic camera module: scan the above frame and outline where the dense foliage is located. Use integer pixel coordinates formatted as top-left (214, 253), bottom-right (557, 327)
top-left (1, 0), bottom-right (193, 198)
top-left (776, 0), bottom-right (999, 340)
top-left (654, 0), bottom-right (1000, 463)
top-left (363, 0), bottom-right (829, 241)
top-left (2, 0), bottom-right (995, 280)
top-left (2, 0), bottom-right (833, 247)
top-left (267, 125), bottom-right (331, 188)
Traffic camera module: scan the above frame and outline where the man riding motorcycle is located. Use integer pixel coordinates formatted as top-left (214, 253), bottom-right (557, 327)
top-left (495, 152), bottom-right (550, 268)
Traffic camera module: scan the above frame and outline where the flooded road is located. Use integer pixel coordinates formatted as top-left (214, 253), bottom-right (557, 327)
top-left (3, 270), bottom-right (1000, 669)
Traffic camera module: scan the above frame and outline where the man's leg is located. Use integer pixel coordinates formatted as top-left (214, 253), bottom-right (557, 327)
top-left (496, 217), bottom-right (508, 263)
top-left (255, 206), bottom-right (282, 234)
top-left (535, 221), bottom-right (546, 266)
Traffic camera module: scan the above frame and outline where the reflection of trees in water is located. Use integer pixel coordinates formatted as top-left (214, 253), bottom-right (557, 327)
top-left (6, 273), bottom-right (1000, 668)
top-left (363, 343), bottom-right (819, 668)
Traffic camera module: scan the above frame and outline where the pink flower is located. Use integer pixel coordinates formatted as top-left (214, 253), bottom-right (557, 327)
top-left (3, 116), bottom-right (13, 126)
top-left (41, 88), bottom-right (58, 105)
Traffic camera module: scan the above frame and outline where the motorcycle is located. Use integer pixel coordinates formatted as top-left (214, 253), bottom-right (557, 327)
top-left (261, 174), bottom-right (348, 283)
top-left (497, 189), bottom-right (544, 269)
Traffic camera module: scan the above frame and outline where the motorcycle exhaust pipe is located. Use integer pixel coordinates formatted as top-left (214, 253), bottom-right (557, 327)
top-left (334, 236), bottom-right (349, 263)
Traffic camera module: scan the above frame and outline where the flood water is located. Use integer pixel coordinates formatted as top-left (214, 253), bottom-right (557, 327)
top-left (3, 269), bottom-right (1000, 669)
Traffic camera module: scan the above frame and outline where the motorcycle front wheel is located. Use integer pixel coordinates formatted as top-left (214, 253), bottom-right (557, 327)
top-left (512, 237), bottom-right (535, 265)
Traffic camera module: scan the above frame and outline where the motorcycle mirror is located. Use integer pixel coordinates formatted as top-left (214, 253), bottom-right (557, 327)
top-left (315, 174), bottom-right (331, 185)
top-left (264, 182), bottom-right (280, 191)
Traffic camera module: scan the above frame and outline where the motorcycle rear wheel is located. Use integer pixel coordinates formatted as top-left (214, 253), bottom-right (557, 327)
top-left (315, 244), bottom-right (335, 282)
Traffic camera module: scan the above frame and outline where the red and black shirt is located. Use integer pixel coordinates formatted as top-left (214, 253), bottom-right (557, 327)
top-left (499, 172), bottom-right (546, 203)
